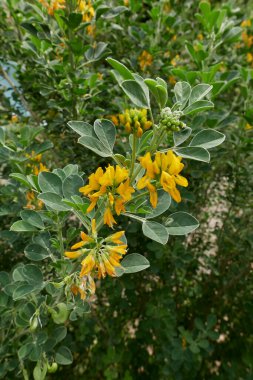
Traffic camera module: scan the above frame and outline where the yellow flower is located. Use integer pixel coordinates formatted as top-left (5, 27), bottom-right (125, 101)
top-left (38, 0), bottom-right (65, 15)
top-left (245, 123), bottom-right (252, 130)
top-left (171, 54), bottom-right (180, 67)
top-left (138, 51), bottom-right (153, 71)
top-left (137, 151), bottom-right (188, 206)
top-left (65, 225), bottom-right (128, 280)
top-left (247, 52), bottom-right (253, 63)
top-left (86, 24), bottom-right (96, 37)
top-left (25, 191), bottom-right (43, 210)
top-left (168, 76), bottom-right (176, 86)
top-left (242, 31), bottom-right (253, 48)
top-left (78, 0), bottom-right (95, 22)
top-left (70, 275), bottom-right (95, 301)
top-left (33, 163), bottom-right (49, 176)
top-left (118, 109), bottom-right (152, 136)
top-left (197, 33), bottom-right (204, 41)
top-left (104, 207), bottom-right (117, 228)
top-left (80, 165), bottom-right (134, 227)
top-left (241, 19), bottom-right (251, 28)
top-left (11, 114), bottom-right (18, 123)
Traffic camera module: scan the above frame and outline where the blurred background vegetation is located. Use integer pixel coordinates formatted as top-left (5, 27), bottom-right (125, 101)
top-left (0, 0), bottom-right (253, 379)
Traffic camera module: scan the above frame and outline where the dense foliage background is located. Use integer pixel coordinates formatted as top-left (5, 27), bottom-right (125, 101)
top-left (0, 0), bottom-right (253, 379)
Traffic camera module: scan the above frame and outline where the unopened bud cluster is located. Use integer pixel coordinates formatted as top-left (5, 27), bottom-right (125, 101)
top-left (119, 109), bottom-right (152, 137)
top-left (159, 107), bottom-right (186, 132)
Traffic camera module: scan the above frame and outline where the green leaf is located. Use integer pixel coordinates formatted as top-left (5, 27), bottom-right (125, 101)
top-left (102, 6), bottom-right (128, 19)
top-left (142, 221), bottom-right (169, 244)
top-left (55, 346), bottom-right (73, 365)
top-left (121, 80), bottom-right (150, 108)
top-left (10, 173), bottom-right (31, 188)
top-left (173, 127), bottom-right (192, 146)
top-left (223, 26), bottom-right (242, 43)
top-left (174, 81), bottom-right (191, 109)
top-left (156, 84), bottom-right (168, 108)
top-left (174, 146), bottom-right (210, 163)
top-left (13, 284), bottom-right (39, 300)
top-left (0, 127), bottom-right (5, 145)
top-left (62, 175), bottom-right (84, 199)
top-left (166, 212), bottom-right (199, 235)
top-left (24, 243), bottom-right (49, 261)
top-left (145, 191), bottom-right (171, 219)
top-left (52, 326), bottom-right (67, 343)
top-left (106, 58), bottom-right (133, 81)
top-left (189, 84), bottom-right (212, 104)
top-left (38, 193), bottom-right (70, 211)
top-left (18, 343), bottom-right (33, 360)
top-left (22, 264), bottom-right (43, 285)
top-left (144, 79), bottom-right (167, 109)
top-left (10, 221), bottom-right (38, 232)
top-left (121, 253), bottom-right (150, 273)
top-left (20, 210), bottom-right (44, 229)
top-left (78, 135), bottom-right (112, 157)
top-left (21, 22), bottom-right (38, 37)
top-left (67, 121), bottom-right (94, 137)
top-left (38, 172), bottom-right (62, 195)
top-left (183, 100), bottom-right (214, 115)
top-left (94, 119), bottom-right (116, 152)
top-left (189, 129), bottom-right (225, 149)
top-left (85, 42), bottom-right (108, 61)
top-left (68, 12), bottom-right (83, 29)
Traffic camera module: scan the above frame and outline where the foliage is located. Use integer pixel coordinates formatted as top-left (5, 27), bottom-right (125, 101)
top-left (0, 0), bottom-right (252, 379)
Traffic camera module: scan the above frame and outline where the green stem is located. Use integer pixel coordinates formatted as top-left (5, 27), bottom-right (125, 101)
top-left (130, 133), bottom-right (137, 180)
top-left (57, 215), bottom-right (64, 258)
top-left (112, 154), bottom-right (123, 166)
top-left (73, 210), bottom-right (90, 231)
top-left (126, 190), bottom-right (149, 205)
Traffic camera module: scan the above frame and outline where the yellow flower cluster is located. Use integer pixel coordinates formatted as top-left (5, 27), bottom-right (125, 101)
top-left (38, 0), bottom-right (65, 15)
top-left (78, 0), bottom-right (95, 22)
top-left (242, 31), bottom-right (253, 48)
top-left (241, 19), bottom-right (252, 28)
top-left (137, 151), bottom-right (188, 207)
top-left (70, 274), bottom-right (95, 300)
top-left (80, 165), bottom-right (135, 227)
top-left (11, 114), bottom-right (18, 123)
top-left (118, 109), bottom-right (152, 137)
top-left (171, 54), bottom-right (180, 67)
top-left (247, 52), bottom-right (253, 63)
top-left (65, 219), bottom-right (127, 280)
top-left (138, 51), bottom-right (153, 71)
top-left (25, 191), bottom-right (44, 210)
top-left (25, 151), bottom-right (49, 176)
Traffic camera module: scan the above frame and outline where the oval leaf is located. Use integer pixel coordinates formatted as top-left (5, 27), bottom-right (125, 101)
top-left (24, 243), bottom-right (49, 261)
top-left (55, 346), bottom-right (73, 365)
top-left (189, 129), bottom-right (225, 149)
top-left (142, 221), bottom-right (169, 245)
top-left (20, 210), bottom-right (44, 229)
top-left (38, 192), bottom-right (70, 211)
top-left (10, 221), bottom-right (38, 232)
top-left (174, 146), bottom-right (210, 163)
top-left (94, 119), bottom-right (116, 152)
top-left (121, 253), bottom-right (150, 274)
top-left (121, 80), bottom-right (150, 108)
top-left (166, 212), bottom-right (199, 235)
top-left (38, 172), bottom-right (62, 195)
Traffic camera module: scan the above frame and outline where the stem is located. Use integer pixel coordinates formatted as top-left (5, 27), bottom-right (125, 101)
top-left (112, 154), bottom-right (123, 166)
top-left (57, 215), bottom-right (64, 258)
top-left (73, 210), bottom-right (90, 231)
top-left (66, 2), bottom-right (77, 119)
top-left (126, 190), bottom-right (149, 205)
top-left (130, 133), bottom-right (137, 180)
top-left (0, 66), bottom-right (39, 123)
